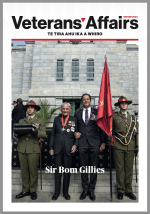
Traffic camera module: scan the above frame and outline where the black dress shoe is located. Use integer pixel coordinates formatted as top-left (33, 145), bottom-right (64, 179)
top-left (52, 193), bottom-right (59, 200)
top-left (125, 192), bottom-right (136, 200)
top-left (117, 192), bottom-right (123, 200)
top-left (63, 193), bottom-right (71, 200)
top-left (15, 191), bottom-right (30, 199)
top-left (31, 192), bottom-right (37, 200)
top-left (89, 191), bottom-right (96, 201)
top-left (80, 191), bottom-right (89, 200)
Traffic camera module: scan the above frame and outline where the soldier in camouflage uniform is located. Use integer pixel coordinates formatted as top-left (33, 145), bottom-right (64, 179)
top-left (112, 96), bottom-right (138, 200)
top-left (15, 100), bottom-right (46, 200)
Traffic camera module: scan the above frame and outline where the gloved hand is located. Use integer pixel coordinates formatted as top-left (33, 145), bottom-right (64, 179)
top-left (14, 132), bottom-right (26, 139)
top-left (134, 146), bottom-right (139, 156)
top-left (32, 128), bottom-right (38, 136)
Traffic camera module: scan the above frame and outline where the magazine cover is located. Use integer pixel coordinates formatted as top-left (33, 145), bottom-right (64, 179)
top-left (3, 2), bottom-right (147, 212)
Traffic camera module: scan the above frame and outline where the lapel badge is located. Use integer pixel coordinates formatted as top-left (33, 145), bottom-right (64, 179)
top-left (67, 129), bottom-right (70, 132)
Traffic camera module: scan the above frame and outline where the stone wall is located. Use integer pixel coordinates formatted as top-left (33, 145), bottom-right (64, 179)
top-left (11, 40), bottom-right (139, 125)
top-left (11, 46), bottom-right (25, 98)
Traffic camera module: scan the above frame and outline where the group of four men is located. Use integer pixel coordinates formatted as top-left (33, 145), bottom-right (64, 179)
top-left (14, 93), bottom-right (138, 201)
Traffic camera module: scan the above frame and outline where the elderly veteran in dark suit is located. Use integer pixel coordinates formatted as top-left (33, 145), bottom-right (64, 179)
top-left (74, 93), bottom-right (106, 201)
top-left (112, 96), bottom-right (138, 200)
top-left (14, 100), bottom-right (46, 200)
top-left (49, 102), bottom-right (78, 200)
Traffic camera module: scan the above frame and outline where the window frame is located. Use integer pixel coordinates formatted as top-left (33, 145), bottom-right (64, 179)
top-left (56, 59), bottom-right (64, 81)
top-left (87, 58), bottom-right (94, 81)
top-left (72, 58), bottom-right (79, 81)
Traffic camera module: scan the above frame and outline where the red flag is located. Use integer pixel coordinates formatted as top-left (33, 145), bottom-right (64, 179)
top-left (96, 60), bottom-right (113, 144)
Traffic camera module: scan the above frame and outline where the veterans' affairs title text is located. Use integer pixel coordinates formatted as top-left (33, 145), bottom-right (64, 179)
top-left (11, 16), bottom-right (138, 30)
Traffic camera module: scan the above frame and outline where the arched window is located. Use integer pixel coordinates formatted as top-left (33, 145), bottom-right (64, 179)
top-left (56, 59), bottom-right (64, 81)
top-left (72, 59), bottom-right (79, 81)
top-left (87, 59), bottom-right (94, 81)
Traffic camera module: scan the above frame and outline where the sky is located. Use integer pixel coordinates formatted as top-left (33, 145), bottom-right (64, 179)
top-left (12, 41), bottom-right (26, 46)
top-left (12, 41), bottom-right (139, 46)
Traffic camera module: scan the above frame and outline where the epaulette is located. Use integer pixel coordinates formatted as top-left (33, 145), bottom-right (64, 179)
top-left (113, 111), bottom-right (119, 114)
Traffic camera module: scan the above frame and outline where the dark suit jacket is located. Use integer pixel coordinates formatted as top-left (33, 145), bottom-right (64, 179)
top-left (74, 108), bottom-right (106, 147)
top-left (12, 104), bottom-right (26, 124)
top-left (49, 115), bottom-right (78, 156)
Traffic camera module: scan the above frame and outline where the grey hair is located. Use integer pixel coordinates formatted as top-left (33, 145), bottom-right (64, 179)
top-left (61, 102), bottom-right (71, 109)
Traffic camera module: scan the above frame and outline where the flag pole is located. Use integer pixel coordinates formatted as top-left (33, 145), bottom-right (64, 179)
top-left (104, 54), bottom-right (112, 202)
top-left (108, 135), bottom-right (112, 202)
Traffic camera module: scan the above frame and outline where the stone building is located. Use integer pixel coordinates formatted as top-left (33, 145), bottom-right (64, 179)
top-left (11, 40), bottom-right (138, 126)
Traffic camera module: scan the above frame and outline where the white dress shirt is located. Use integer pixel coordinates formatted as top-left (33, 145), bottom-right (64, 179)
top-left (28, 115), bottom-right (35, 119)
top-left (120, 111), bottom-right (128, 118)
top-left (82, 107), bottom-right (91, 122)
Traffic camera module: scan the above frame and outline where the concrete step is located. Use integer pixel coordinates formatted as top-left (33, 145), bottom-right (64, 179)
top-left (12, 168), bottom-right (139, 194)
top-left (12, 178), bottom-right (138, 193)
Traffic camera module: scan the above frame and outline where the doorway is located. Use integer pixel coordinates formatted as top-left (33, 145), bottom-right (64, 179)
top-left (63, 100), bottom-right (82, 116)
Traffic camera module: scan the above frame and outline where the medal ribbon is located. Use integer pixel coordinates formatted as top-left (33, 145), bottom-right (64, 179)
top-left (62, 114), bottom-right (69, 127)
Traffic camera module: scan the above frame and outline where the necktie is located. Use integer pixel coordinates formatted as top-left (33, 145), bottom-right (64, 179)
top-left (85, 110), bottom-right (89, 125)
top-left (29, 117), bottom-right (32, 123)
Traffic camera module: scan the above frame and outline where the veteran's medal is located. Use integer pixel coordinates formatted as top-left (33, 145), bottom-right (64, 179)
top-left (90, 113), bottom-right (97, 121)
top-left (71, 127), bottom-right (75, 132)
top-left (68, 121), bottom-right (72, 126)
top-left (61, 127), bottom-right (65, 131)
top-left (71, 121), bottom-right (75, 126)
top-left (62, 114), bottom-right (69, 132)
